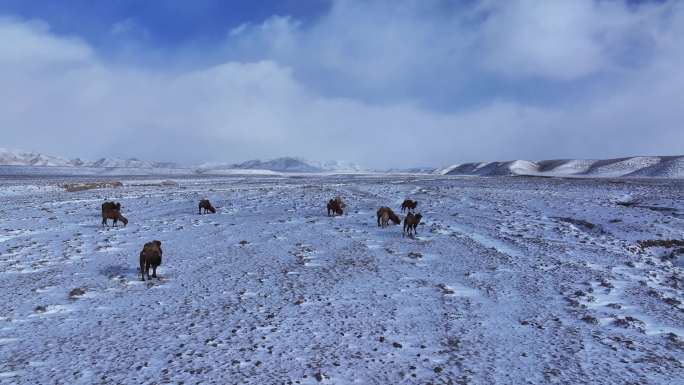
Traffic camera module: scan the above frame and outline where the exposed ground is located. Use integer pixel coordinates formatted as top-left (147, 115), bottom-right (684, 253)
top-left (0, 175), bottom-right (682, 384)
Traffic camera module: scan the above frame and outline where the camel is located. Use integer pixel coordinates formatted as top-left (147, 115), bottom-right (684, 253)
top-left (401, 199), bottom-right (418, 213)
top-left (377, 207), bottom-right (401, 228)
top-left (403, 213), bottom-right (423, 237)
top-left (139, 240), bottom-right (162, 281)
top-left (101, 201), bottom-right (128, 227)
top-left (199, 199), bottom-right (216, 214)
top-left (327, 198), bottom-right (343, 216)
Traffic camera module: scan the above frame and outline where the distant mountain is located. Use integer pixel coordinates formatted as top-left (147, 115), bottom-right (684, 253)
top-left (0, 148), bottom-right (181, 169)
top-left (0, 149), bottom-right (367, 175)
top-left (233, 157), bottom-right (322, 172)
top-left (198, 157), bottom-right (367, 173)
top-left (385, 167), bottom-right (436, 174)
top-left (317, 160), bottom-right (367, 173)
top-left (86, 157), bottom-right (180, 169)
top-left (0, 148), bottom-right (74, 167)
top-left (437, 156), bottom-right (684, 178)
top-left (4, 147), bottom-right (681, 178)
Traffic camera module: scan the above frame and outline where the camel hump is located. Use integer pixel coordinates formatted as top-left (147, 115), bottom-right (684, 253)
top-left (142, 241), bottom-right (161, 256)
top-left (102, 201), bottom-right (120, 211)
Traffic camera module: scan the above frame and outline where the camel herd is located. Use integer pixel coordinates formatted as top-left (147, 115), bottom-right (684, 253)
top-left (329, 197), bottom-right (422, 236)
top-left (100, 196), bottom-right (422, 281)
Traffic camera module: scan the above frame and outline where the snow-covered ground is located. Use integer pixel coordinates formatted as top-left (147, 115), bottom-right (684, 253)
top-left (0, 175), bottom-right (682, 384)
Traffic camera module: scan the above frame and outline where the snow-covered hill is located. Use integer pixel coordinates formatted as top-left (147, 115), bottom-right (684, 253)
top-left (86, 157), bottom-right (180, 169)
top-left (0, 149), bottom-right (180, 169)
top-left (0, 149), bottom-right (369, 176)
top-left (4, 148), bottom-right (683, 178)
top-left (439, 156), bottom-right (684, 178)
top-left (232, 157), bottom-right (323, 173)
top-left (0, 148), bottom-right (75, 167)
top-left (197, 157), bottom-right (367, 174)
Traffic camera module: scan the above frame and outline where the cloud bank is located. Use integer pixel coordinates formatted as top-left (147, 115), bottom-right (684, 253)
top-left (1, 0), bottom-right (683, 168)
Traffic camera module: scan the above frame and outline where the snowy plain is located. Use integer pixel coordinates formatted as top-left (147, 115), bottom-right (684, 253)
top-left (0, 174), bottom-right (683, 384)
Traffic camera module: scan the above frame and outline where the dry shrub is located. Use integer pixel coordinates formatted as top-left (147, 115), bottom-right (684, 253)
top-left (63, 181), bottom-right (123, 192)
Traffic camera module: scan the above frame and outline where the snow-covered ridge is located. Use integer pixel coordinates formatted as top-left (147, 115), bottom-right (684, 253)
top-left (86, 157), bottom-right (180, 169)
top-left (0, 148), bottom-right (75, 167)
top-left (438, 156), bottom-right (684, 178)
top-left (0, 148), bottom-right (180, 169)
top-left (0, 149), bottom-right (366, 175)
top-left (198, 157), bottom-right (367, 173)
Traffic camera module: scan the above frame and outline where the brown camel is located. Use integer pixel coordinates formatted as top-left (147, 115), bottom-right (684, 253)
top-left (139, 240), bottom-right (162, 281)
top-left (403, 213), bottom-right (423, 237)
top-left (327, 198), bottom-right (343, 216)
top-left (199, 199), bottom-right (216, 214)
top-left (101, 201), bottom-right (128, 227)
top-left (377, 207), bottom-right (401, 228)
top-left (401, 199), bottom-right (418, 213)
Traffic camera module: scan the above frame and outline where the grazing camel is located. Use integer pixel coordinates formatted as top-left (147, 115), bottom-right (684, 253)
top-left (403, 213), bottom-right (423, 237)
top-left (199, 199), bottom-right (216, 214)
top-left (327, 199), bottom-right (343, 216)
top-left (401, 199), bottom-right (418, 213)
top-left (101, 201), bottom-right (128, 227)
top-left (139, 240), bottom-right (162, 281)
top-left (377, 207), bottom-right (401, 228)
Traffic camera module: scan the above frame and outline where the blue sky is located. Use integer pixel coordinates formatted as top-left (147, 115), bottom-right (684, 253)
top-left (0, 0), bottom-right (682, 167)
top-left (0, 0), bottom-right (329, 52)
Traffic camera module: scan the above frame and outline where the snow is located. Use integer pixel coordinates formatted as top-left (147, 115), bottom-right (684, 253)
top-left (441, 156), bottom-right (684, 178)
top-left (198, 157), bottom-right (367, 173)
top-left (4, 148), bottom-right (684, 179)
top-left (626, 156), bottom-right (684, 178)
top-left (1, 149), bottom-right (368, 176)
top-left (0, 174), bottom-right (683, 384)
top-left (0, 149), bottom-right (180, 169)
top-left (507, 160), bottom-right (538, 175)
top-left (0, 148), bottom-right (74, 167)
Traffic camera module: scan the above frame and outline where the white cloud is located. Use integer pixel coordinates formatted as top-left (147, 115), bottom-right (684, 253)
top-left (0, 1), bottom-right (683, 168)
top-left (0, 17), bottom-right (93, 68)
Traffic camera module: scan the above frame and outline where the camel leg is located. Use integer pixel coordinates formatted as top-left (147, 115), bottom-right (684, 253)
top-left (140, 254), bottom-right (146, 281)
top-left (152, 265), bottom-right (157, 278)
